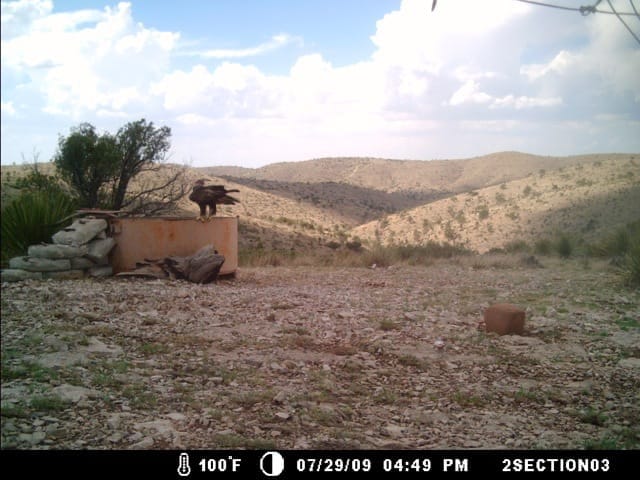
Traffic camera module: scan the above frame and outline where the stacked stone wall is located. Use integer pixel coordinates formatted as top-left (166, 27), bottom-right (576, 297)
top-left (1, 218), bottom-right (115, 282)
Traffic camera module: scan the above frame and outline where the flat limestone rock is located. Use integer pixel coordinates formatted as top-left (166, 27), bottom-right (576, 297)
top-left (82, 337), bottom-right (123, 356)
top-left (86, 237), bottom-right (115, 262)
top-left (36, 352), bottom-right (88, 368)
top-left (9, 256), bottom-right (71, 272)
top-left (0, 269), bottom-right (43, 282)
top-left (618, 357), bottom-right (640, 369)
top-left (91, 254), bottom-right (110, 266)
top-left (52, 219), bottom-right (108, 246)
top-left (50, 384), bottom-right (100, 403)
top-left (28, 244), bottom-right (88, 259)
top-left (70, 257), bottom-right (96, 269)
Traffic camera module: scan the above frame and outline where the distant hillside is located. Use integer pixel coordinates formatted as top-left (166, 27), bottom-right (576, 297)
top-left (201, 152), bottom-right (627, 194)
top-left (3, 152), bottom-right (638, 255)
top-left (351, 156), bottom-right (640, 253)
top-left (202, 178), bottom-right (444, 225)
top-left (176, 171), bottom-right (352, 251)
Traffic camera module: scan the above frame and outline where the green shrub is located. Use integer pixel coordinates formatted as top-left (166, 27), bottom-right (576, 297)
top-left (588, 222), bottom-right (640, 258)
top-left (238, 248), bottom-right (295, 267)
top-left (345, 240), bottom-right (362, 251)
top-left (11, 168), bottom-right (68, 196)
top-left (556, 235), bottom-right (573, 258)
top-left (477, 205), bottom-right (490, 220)
top-left (1, 190), bottom-right (76, 264)
top-left (622, 238), bottom-right (640, 287)
top-left (534, 239), bottom-right (552, 255)
top-left (388, 242), bottom-right (470, 264)
top-left (346, 242), bottom-right (470, 268)
top-left (504, 240), bottom-right (529, 253)
top-left (611, 229), bottom-right (630, 255)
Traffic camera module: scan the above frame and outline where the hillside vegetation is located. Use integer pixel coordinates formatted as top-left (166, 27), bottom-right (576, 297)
top-left (199, 152), bottom-right (639, 255)
top-left (3, 152), bottom-right (639, 256)
top-left (353, 157), bottom-right (639, 253)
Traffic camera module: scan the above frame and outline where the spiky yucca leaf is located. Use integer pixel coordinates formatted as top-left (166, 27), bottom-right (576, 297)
top-left (1, 190), bottom-right (76, 264)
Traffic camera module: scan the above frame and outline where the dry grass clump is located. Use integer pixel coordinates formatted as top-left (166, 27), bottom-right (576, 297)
top-left (239, 241), bottom-right (471, 268)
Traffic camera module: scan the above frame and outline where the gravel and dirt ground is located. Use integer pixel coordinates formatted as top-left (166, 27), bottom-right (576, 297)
top-left (2, 256), bottom-right (639, 450)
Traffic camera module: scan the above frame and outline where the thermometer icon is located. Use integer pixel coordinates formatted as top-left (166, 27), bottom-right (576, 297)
top-left (177, 452), bottom-right (191, 477)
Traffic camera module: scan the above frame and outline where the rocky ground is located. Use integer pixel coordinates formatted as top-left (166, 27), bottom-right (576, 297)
top-left (1, 255), bottom-right (639, 450)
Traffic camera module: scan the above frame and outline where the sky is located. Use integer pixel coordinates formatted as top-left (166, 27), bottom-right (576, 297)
top-left (1, 0), bottom-right (639, 168)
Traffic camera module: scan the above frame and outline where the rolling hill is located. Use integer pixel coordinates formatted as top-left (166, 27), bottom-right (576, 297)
top-left (2, 152), bottom-right (639, 255)
top-left (352, 156), bottom-right (640, 253)
top-left (200, 152), bottom-right (639, 253)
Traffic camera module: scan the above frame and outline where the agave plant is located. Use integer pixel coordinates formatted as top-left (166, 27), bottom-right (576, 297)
top-left (1, 190), bottom-right (76, 265)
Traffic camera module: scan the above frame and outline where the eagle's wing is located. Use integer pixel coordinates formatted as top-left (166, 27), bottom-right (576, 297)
top-left (217, 194), bottom-right (239, 205)
top-left (190, 184), bottom-right (240, 208)
top-left (201, 186), bottom-right (240, 194)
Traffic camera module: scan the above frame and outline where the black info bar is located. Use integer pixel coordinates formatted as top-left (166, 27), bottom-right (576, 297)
top-left (3, 450), bottom-right (633, 478)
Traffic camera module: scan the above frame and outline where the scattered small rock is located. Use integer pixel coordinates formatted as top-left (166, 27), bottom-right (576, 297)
top-left (51, 384), bottom-right (100, 403)
top-left (130, 436), bottom-right (154, 449)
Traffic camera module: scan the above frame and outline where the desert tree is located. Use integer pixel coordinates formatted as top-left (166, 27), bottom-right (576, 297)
top-left (110, 119), bottom-right (172, 211)
top-left (54, 119), bottom-right (189, 213)
top-left (54, 123), bottom-right (119, 208)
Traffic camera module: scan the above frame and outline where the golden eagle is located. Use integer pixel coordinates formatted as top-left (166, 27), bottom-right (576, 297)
top-left (189, 179), bottom-right (239, 222)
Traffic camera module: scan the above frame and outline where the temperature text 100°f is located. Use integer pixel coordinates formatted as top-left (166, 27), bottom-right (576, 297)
top-left (199, 457), bottom-right (242, 473)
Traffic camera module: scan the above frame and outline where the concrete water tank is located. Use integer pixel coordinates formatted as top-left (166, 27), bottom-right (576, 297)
top-left (109, 216), bottom-right (238, 276)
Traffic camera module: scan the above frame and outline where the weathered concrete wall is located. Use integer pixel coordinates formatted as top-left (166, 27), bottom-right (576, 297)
top-left (110, 216), bottom-right (238, 276)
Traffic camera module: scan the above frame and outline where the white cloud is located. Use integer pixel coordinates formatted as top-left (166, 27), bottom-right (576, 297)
top-left (1, 1), bottom-right (178, 116)
top-left (151, 62), bottom-right (284, 119)
top-left (1, 0), bottom-right (639, 167)
top-left (1, 100), bottom-right (16, 115)
top-left (520, 50), bottom-right (576, 81)
top-left (449, 81), bottom-right (561, 109)
top-left (520, 4), bottom-right (640, 104)
top-left (0, 0), bottom-right (52, 39)
top-left (449, 80), bottom-right (492, 106)
top-left (491, 94), bottom-right (562, 109)
top-left (194, 33), bottom-right (299, 59)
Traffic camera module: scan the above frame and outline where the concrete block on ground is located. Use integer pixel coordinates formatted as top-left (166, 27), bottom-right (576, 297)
top-left (86, 237), bottom-right (116, 262)
top-left (70, 257), bottom-right (96, 269)
top-left (1, 269), bottom-right (43, 282)
top-left (88, 265), bottom-right (113, 278)
top-left (28, 244), bottom-right (88, 259)
top-left (484, 303), bottom-right (525, 335)
top-left (9, 256), bottom-right (71, 272)
top-left (52, 219), bottom-right (108, 246)
top-left (91, 255), bottom-right (110, 266)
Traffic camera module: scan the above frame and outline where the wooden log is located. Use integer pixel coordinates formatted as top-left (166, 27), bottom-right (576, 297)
top-left (116, 245), bottom-right (225, 283)
top-left (164, 245), bottom-right (225, 284)
top-left (116, 264), bottom-right (167, 279)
